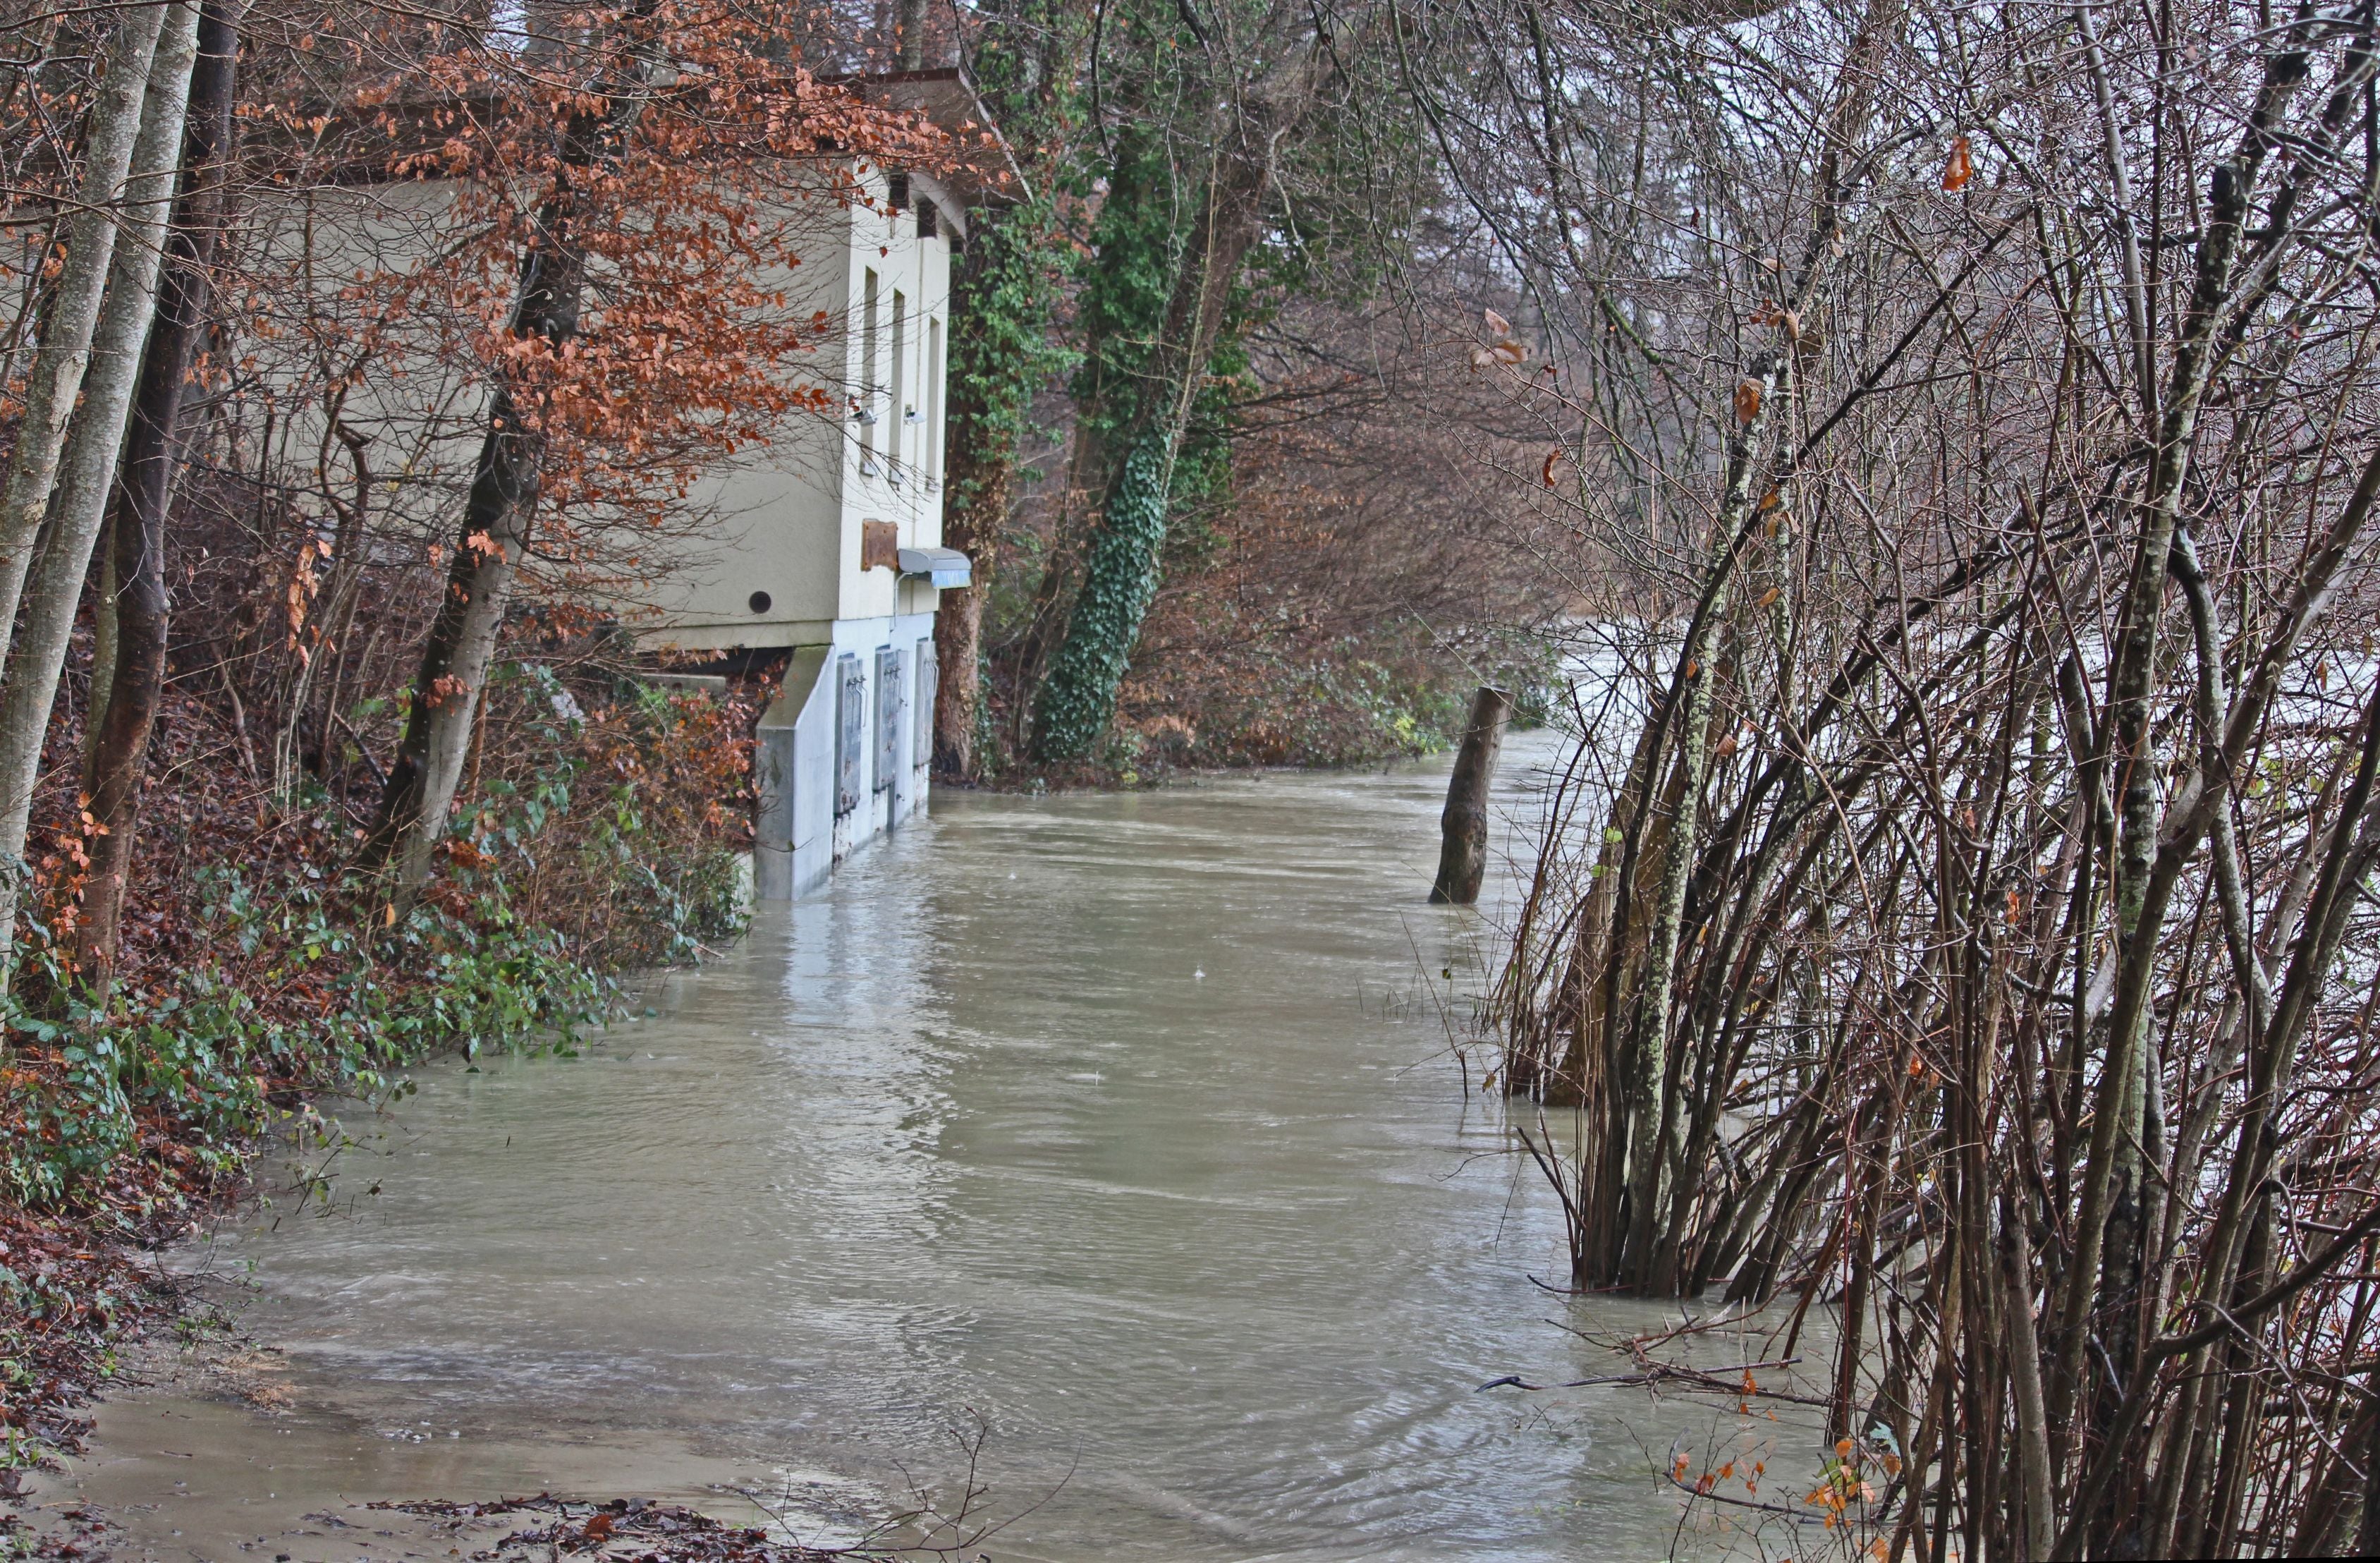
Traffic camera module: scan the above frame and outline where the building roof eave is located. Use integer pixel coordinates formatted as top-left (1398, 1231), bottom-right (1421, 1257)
top-left (832, 66), bottom-right (1027, 212)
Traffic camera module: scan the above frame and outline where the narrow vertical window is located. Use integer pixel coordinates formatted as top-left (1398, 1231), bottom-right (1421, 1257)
top-left (860, 268), bottom-right (879, 473)
top-left (890, 289), bottom-right (908, 481)
top-left (925, 317), bottom-right (943, 488)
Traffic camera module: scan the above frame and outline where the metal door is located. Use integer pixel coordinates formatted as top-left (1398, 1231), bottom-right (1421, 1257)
top-left (834, 654), bottom-right (865, 817)
top-left (913, 638), bottom-right (938, 765)
top-left (874, 646), bottom-right (902, 793)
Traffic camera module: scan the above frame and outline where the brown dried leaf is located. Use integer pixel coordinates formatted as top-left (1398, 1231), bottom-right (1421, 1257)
top-left (1943, 135), bottom-right (1974, 192)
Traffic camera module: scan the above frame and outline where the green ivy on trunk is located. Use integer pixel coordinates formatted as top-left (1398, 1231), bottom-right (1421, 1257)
top-left (1030, 429), bottom-right (1173, 761)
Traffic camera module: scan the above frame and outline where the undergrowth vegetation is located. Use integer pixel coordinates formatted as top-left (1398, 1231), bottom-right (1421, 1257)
top-left (0, 659), bottom-right (753, 1443)
top-left (3, 664), bottom-right (752, 1215)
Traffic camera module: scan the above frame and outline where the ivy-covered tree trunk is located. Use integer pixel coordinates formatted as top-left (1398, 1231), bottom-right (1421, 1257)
top-left (1025, 13), bottom-right (1346, 765)
top-left (929, 0), bottom-right (1082, 780)
top-left (1027, 138), bottom-right (1285, 764)
top-left (1027, 430), bottom-right (1173, 758)
top-left (998, 130), bottom-right (1181, 743)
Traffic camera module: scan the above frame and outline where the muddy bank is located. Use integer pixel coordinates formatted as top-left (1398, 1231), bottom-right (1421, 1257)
top-left (10, 1330), bottom-right (886, 1561)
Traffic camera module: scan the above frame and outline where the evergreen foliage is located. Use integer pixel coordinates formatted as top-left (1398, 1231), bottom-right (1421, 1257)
top-left (945, 197), bottom-right (1075, 523)
top-left (1030, 429), bottom-right (1174, 760)
top-left (1067, 133), bottom-right (1186, 463)
top-left (941, 1), bottom-right (1082, 529)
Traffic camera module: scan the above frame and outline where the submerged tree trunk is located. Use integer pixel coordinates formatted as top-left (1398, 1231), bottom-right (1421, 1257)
top-left (1429, 686), bottom-right (1509, 905)
top-left (0, 0), bottom-right (206, 987)
top-left (71, 2), bottom-right (238, 987)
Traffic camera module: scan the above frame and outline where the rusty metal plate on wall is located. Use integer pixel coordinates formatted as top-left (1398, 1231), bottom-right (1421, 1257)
top-left (860, 520), bottom-right (901, 572)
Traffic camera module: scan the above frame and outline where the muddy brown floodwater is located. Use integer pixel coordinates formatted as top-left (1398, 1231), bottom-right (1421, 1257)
top-left (39, 734), bottom-right (1790, 1561)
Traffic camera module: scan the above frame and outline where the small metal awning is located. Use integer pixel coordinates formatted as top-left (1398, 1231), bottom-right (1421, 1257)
top-left (898, 546), bottom-right (972, 589)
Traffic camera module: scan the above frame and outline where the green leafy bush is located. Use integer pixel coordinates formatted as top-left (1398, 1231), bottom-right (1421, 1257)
top-left (1, 667), bottom-right (750, 1210)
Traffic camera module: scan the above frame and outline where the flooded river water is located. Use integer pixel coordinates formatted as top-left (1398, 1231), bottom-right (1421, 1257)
top-left (50, 736), bottom-right (1777, 1561)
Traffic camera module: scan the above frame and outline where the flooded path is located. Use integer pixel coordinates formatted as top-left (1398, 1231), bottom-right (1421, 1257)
top-left (51, 736), bottom-right (1738, 1560)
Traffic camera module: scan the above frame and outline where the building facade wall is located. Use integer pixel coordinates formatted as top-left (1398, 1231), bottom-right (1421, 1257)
top-left (231, 158), bottom-right (967, 900)
top-left (642, 163), bottom-right (959, 654)
top-left (717, 166), bottom-right (963, 896)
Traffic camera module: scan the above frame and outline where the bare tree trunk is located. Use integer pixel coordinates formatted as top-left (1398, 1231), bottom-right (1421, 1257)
top-left (930, 554), bottom-right (985, 777)
top-left (1604, 0), bottom-right (1898, 1292)
top-left (2002, 1191), bottom-right (2056, 1561)
top-left (85, 539), bottom-right (117, 782)
top-left (363, 399), bottom-right (538, 895)
top-left (69, 0), bottom-right (238, 987)
top-left (0, 1), bottom-right (174, 673)
top-left (1445, 0), bottom-right (2380, 1543)
top-left (896, 0), bottom-right (926, 71)
top-left (0, 0), bottom-right (205, 987)
top-left (364, 25), bottom-right (654, 899)
top-left (2360, 1355), bottom-right (2380, 1558)
top-left (2063, 27), bottom-right (2320, 1471)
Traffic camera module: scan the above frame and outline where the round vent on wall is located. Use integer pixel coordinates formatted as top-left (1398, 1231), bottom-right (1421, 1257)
top-left (749, 590), bottom-right (772, 614)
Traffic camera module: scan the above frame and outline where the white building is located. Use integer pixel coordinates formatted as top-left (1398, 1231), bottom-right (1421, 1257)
top-left (633, 114), bottom-right (979, 899)
top-left (623, 70), bottom-right (996, 899)
top-left (234, 69), bottom-right (991, 899)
